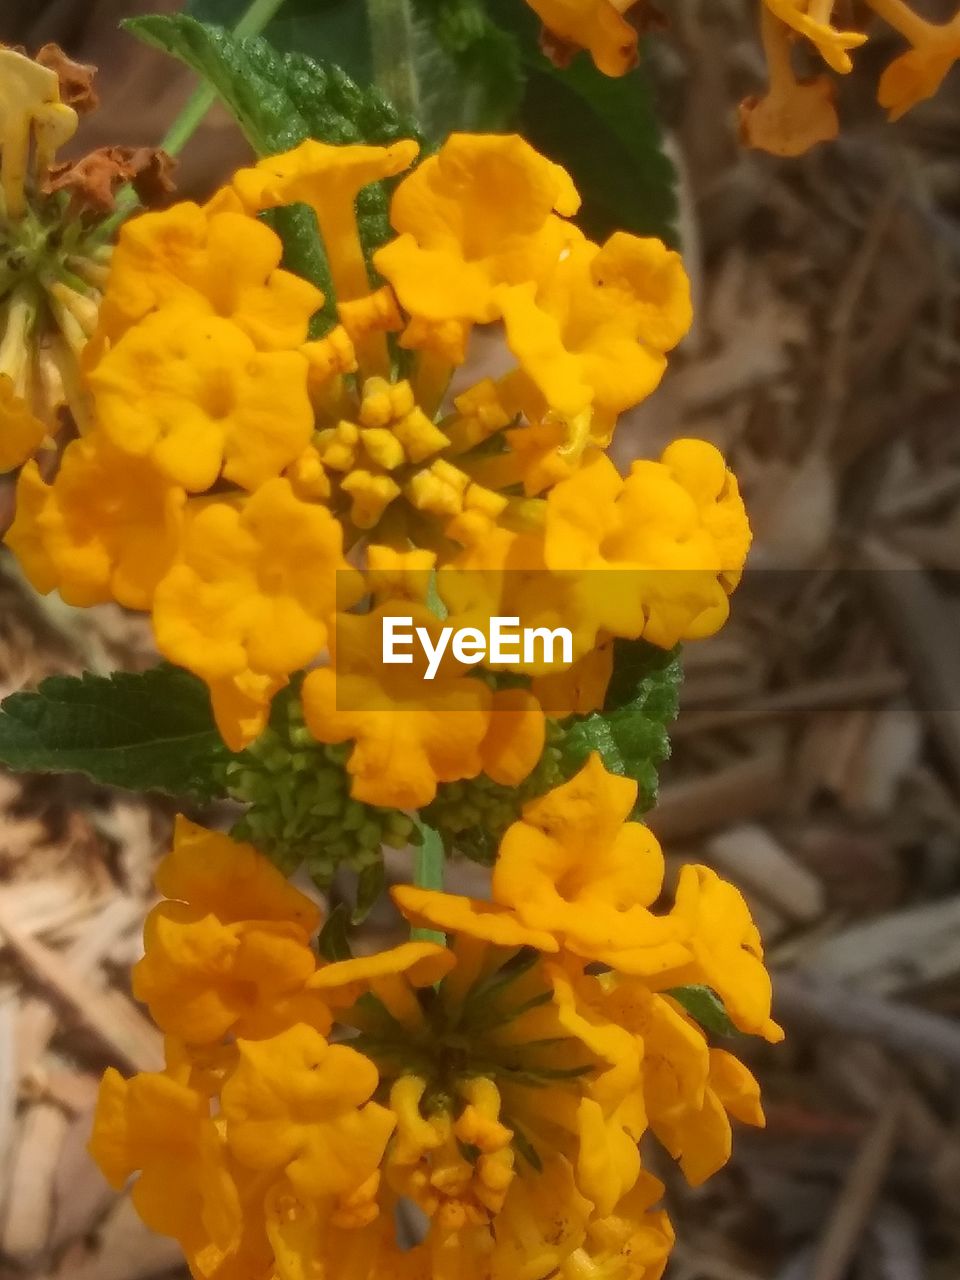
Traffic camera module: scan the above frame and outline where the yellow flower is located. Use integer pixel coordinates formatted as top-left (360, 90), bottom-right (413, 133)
top-left (438, 520), bottom-right (593, 676)
top-left (311, 374), bottom-right (458, 531)
top-left (87, 304), bottom-right (314, 491)
top-left (480, 687), bottom-right (547, 787)
top-left (97, 851), bottom-right (777, 1280)
top-left (650, 1047), bottom-right (765, 1187)
top-left (875, 6), bottom-right (960, 119)
top-left (220, 1023), bottom-right (396, 1205)
top-left (661, 865), bottom-right (785, 1043)
top-left (132, 818), bottom-right (325, 1044)
top-left (0, 373), bottom-right (47, 473)
top-left (493, 755), bottom-right (688, 973)
top-left (365, 544), bottom-right (437, 603)
top-left (584, 975), bottom-right (759, 1184)
top-left (740, 5), bottom-right (839, 156)
top-left (544, 445), bottom-right (750, 650)
top-left (486, 1152), bottom-right (594, 1280)
top-left (0, 52), bottom-right (108, 458)
top-left (6, 435), bottom-right (184, 609)
top-left (96, 197), bottom-right (324, 351)
top-left (386, 1074), bottom-right (516, 1222)
top-left (264, 1184), bottom-right (405, 1280)
top-left (394, 884), bottom-right (561, 952)
top-left (233, 139), bottom-right (419, 325)
top-left (559, 1173), bottom-right (675, 1280)
top-left (531, 640), bottom-right (613, 717)
top-left (1, 281), bottom-right (88, 473)
top-left (394, 756), bottom-right (688, 975)
top-left (499, 231), bottom-right (692, 429)
top-left (0, 46), bottom-right (78, 218)
top-left (746, 0), bottom-right (960, 151)
top-left (374, 133), bottom-right (580, 329)
top-left (523, 0), bottom-right (642, 77)
top-left (301, 604), bottom-right (507, 808)
top-left (152, 477), bottom-right (362, 751)
top-left (89, 1068), bottom-right (244, 1270)
top-left (310, 941), bottom-right (456, 1027)
top-left (660, 438), bottom-right (752, 591)
top-left (763, 0), bottom-right (868, 74)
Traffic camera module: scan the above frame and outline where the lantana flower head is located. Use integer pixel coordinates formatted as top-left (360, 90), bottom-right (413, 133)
top-left (0, 44), bottom-right (170, 473)
top-left (8, 129), bottom-right (730, 772)
top-left (91, 782), bottom-right (776, 1280)
top-left (393, 753), bottom-right (784, 1049)
top-left (745, 0), bottom-right (960, 152)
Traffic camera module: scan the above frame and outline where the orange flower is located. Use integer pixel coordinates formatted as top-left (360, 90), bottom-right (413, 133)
top-left (132, 818), bottom-right (325, 1044)
top-left (95, 197), bottom-right (324, 350)
top-left (152, 477), bottom-right (362, 750)
top-left (301, 603), bottom-right (496, 809)
top-left (6, 435), bottom-right (184, 609)
top-left (87, 305), bottom-right (314, 492)
top-left (526, 0), bottom-right (643, 77)
top-left (499, 231), bottom-right (691, 430)
top-left (375, 133), bottom-right (580, 330)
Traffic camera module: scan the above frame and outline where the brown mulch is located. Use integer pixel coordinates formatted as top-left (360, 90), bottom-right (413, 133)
top-left (2, 1), bottom-right (960, 1277)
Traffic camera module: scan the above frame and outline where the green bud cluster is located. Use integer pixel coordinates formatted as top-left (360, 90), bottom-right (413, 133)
top-left (223, 696), bottom-right (414, 888)
top-left (424, 721), bottom-right (566, 865)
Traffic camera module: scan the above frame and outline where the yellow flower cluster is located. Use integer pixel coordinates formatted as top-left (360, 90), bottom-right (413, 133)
top-left (0, 46), bottom-right (107, 472)
top-left (740, 0), bottom-right (960, 155)
top-left (523, 0), bottom-right (960, 156)
top-left (7, 130), bottom-right (750, 811)
top-left (91, 755), bottom-right (780, 1280)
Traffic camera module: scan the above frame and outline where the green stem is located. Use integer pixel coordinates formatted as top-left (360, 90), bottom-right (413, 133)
top-left (366, 0), bottom-right (420, 121)
top-left (99, 0), bottom-right (290, 237)
top-left (411, 818), bottom-right (445, 944)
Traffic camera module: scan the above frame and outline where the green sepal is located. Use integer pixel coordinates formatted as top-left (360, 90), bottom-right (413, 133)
top-left (0, 665), bottom-right (230, 802)
top-left (667, 985), bottom-right (740, 1038)
top-left (318, 902), bottom-right (354, 961)
top-left (353, 857), bottom-right (386, 924)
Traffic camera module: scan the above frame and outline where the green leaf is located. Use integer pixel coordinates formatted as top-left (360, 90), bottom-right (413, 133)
top-left (667, 985), bottom-right (740, 1038)
top-left (411, 818), bottom-right (446, 945)
top-left (407, 0), bottom-right (524, 138)
top-left (483, 0), bottom-right (678, 245)
top-left (0, 666), bottom-right (229, 801)
top-left (188, 0), bottom-right (522, 140)
top-left (125, 14), bottom-right (420, 314)
top-left (184, 0), bottom-right (373, 83)
top-left (353, 857), bottom-right (386, 924)
top-left (603, 638), bottom-right (682, 717)
top-left (560, 641), bottom-right (681, 814)
top-left (318, 902), bottom-right (354, 961)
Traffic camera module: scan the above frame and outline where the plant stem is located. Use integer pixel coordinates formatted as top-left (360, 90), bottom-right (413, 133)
top-left (366, 0), bottom-right (420, 121)
top-left (231, 0), bottom-right (289, 38)
top-left (100, 0), bottom-right (290, 236)
top-left (411, 818), bottom-right (445, 944)
top-left (160, 85), bottom-right (218, 159)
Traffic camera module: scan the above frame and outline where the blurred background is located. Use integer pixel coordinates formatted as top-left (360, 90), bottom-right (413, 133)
top-left (1, 2), bottom-right (959, 1278)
